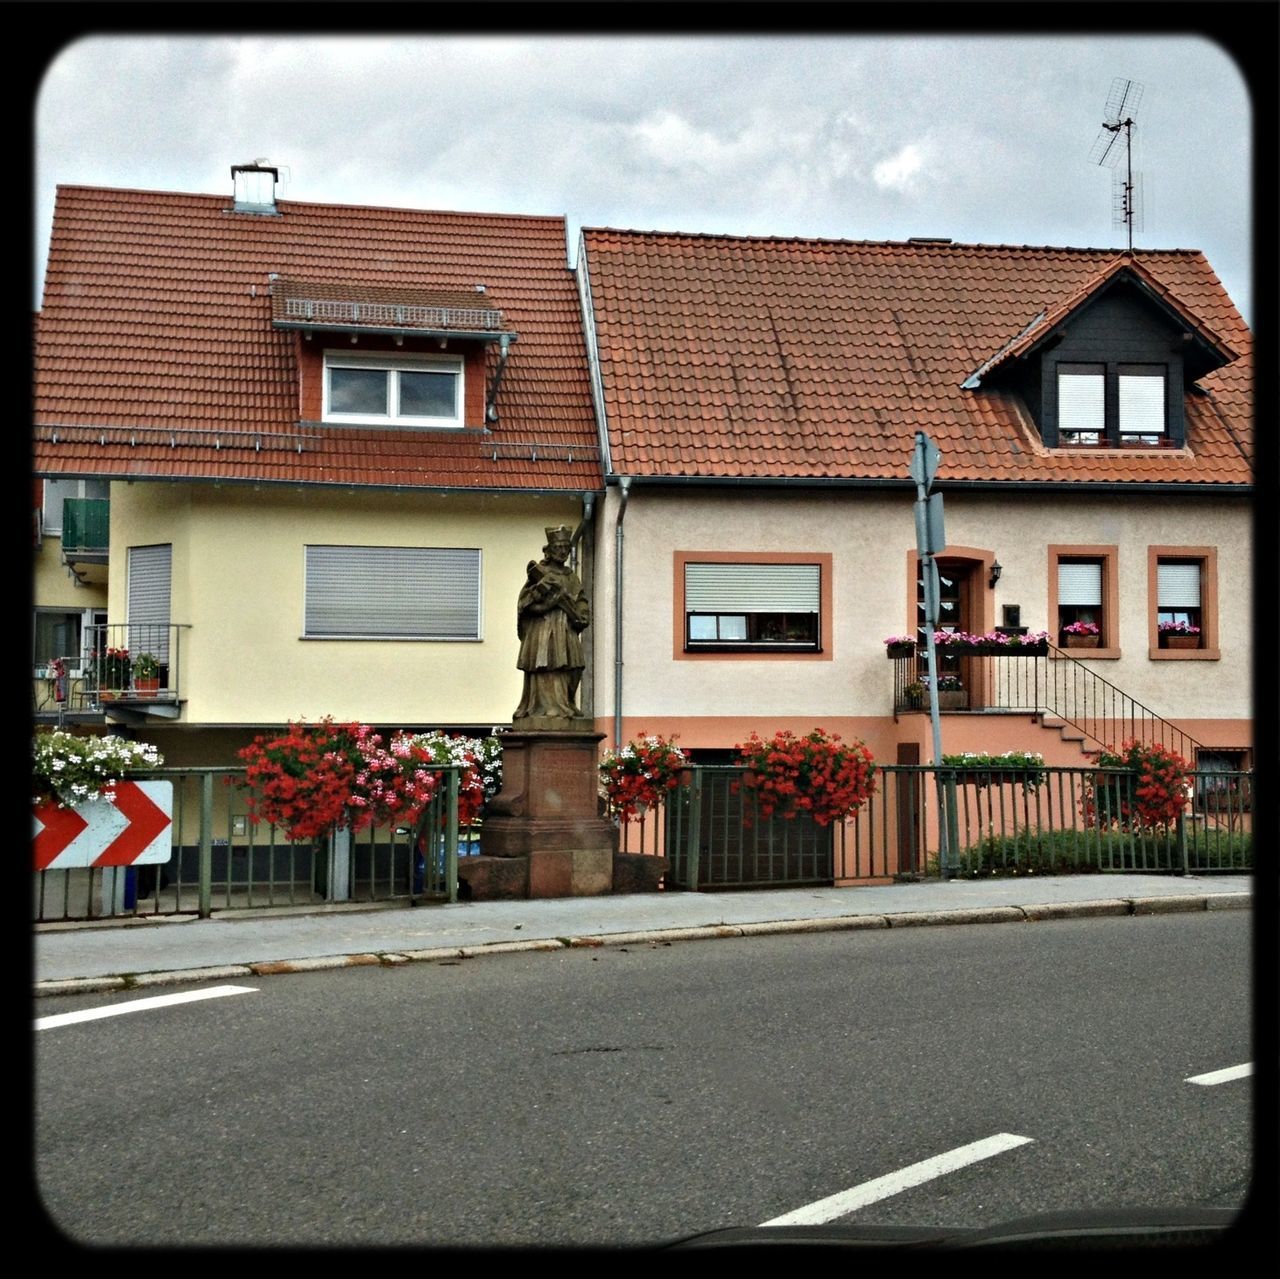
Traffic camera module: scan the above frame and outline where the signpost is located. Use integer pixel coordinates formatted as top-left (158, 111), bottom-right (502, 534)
top-left (909, 432), bottom-right (953, 876)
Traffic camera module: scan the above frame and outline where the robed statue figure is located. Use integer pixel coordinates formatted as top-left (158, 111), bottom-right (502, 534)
top-left (513, 525), bottom-right (591, 722)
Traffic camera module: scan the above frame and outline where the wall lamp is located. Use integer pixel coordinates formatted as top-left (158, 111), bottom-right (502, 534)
top-left (989, 560), bottom-right (1003, 588)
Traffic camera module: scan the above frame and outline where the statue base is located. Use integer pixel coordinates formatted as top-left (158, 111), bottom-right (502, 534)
top-left (476, 729), bottom-right (620, 899)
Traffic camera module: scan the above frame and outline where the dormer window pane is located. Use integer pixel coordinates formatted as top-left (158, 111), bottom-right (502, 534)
top-left (1058, 365), bottom-right (1104, 442)
top-left (1119, 366), bottom-right (1165, 439)
top-left (329, 366), bottom-right (388, 416)
top-left (399, 369), bottom-right (458, 418)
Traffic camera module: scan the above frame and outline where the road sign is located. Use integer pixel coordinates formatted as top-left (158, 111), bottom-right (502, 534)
top-left (909, 432), bottom-right (942, 492)
top-left (914, 491), bottom-right (946, 557)
top-left (33, 780), bottom-right (173, 870)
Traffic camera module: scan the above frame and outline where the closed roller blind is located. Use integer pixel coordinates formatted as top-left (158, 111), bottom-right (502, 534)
top-left (1058, 560), bottom-right (1102, 606)
top-left (1119, 372), bottom-right (1165, 434)
top-left (685, 562), bottom-right (820, 612)
top-left (128, 544), bottom-right (172, 662)
top-left (1158, 561), bottom-right (1201, 607)
top-left (305, 546), bottom-right (481, 639)
top-left (1058, 372), bottom-right (1105, 432)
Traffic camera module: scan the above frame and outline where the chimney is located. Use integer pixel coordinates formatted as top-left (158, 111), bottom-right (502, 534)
top-left (231, 163), bottom-right (279, 215)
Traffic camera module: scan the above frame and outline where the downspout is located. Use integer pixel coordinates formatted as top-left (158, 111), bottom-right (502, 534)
top-left (485, 333), bottom-right (513, 424)
top-left (613, 477), bottom-right (632, 749)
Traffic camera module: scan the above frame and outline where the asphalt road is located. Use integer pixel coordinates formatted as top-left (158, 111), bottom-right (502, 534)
top-left (34, 909), bottom-right (1255, 1250)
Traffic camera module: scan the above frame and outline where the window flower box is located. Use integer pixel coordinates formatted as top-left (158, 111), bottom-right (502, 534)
top-left (1161, 635), bottom-right (1200, 650)
top-left (1064, 634), bottom-right (1100, 649)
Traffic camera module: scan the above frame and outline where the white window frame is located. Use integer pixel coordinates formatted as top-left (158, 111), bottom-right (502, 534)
top-left (304, 545), bottom-right (483, 641)
top-left (322, 349), bottom-right (464, 429)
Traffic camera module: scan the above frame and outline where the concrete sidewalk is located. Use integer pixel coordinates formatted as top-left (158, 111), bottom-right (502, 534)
top-left (34, 873), bottom-right (1251, 996)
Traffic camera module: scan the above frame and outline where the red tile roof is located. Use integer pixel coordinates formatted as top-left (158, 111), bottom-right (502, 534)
top-left (34, 185), bottom-right (601, 491)
top-left (580, 230), bottom-right (1253, 486)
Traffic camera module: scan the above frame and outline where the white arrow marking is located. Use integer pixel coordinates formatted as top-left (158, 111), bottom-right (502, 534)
top-left (1186, 1062), bottom-right (1252, 1086)
top-left (36, 985), bottom-right (257, 1030)
top-left (760, 1132), bottom-right (1034, 1226)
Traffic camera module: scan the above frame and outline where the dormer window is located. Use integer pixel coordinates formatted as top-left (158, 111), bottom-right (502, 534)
top-left (1052, 358), bottom-right (1168, 448)
top-left (322, 350), bottom-right (463, 429)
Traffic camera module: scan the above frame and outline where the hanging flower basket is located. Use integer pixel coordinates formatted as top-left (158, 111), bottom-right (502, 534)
top-left (732, 728), bottom-right (876, 826)
top-left (884, 636), bottom-right (916, 658)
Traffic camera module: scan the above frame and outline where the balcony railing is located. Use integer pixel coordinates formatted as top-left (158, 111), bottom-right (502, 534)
top-left (33, 622), bottom-right (187, 718)
top-left (59, 497), bottom-right (110, 562)
top-left (891, 646), bottom-right (1205, 762)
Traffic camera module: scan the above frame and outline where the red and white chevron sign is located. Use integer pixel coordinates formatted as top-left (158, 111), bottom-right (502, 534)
top-left (33, 781), bottom-right (173, 870)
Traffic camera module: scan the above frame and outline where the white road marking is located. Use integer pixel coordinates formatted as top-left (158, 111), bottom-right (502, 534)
top-left (1186, 1063), bottom-right (1253, 1086)
top-left (36, 985), bottom-right (257, 1030)
top-left (760, 1132), bottom-right (1035, 1227)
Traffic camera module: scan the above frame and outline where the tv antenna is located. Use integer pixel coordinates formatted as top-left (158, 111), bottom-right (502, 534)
top-left (1088, 77), bottom-right (1144, 251)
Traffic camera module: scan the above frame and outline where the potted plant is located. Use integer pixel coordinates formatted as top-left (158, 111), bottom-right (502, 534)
top-left (884, 635), bottom-right (916, 659)
top-left (598, 733), bottom-right (688, 823)
top-left (1158, 620), bottom-right (1201, 650)
top-left (32, 729), bottom-right (163, 810)
top-left (732, 727), bottom-right (876, 826)
top-left (93, 646), bottom-right (131, 698)
top-left (132, 652), bottom-right (162, 695)
top-left (1061, 621), bottom-right (1100, 649)
top-left (903, 681), bottom-right (926, 710)
top-left (942, 750), bottom-right (1046, 790)
top-left (925, 674), bottom-right (968, 709)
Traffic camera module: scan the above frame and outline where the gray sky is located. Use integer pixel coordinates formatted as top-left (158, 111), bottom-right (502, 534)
top-left (33, 29), bottom-right (1257, 325)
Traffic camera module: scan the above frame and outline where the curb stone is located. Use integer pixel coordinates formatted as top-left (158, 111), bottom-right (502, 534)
top-left (33, 892), bottom-right (1253, 997)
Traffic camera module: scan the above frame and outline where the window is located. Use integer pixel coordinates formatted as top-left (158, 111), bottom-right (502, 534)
top-left (128, 544), bottom-right (172, 666)
top-left (683, 561), bottom-right (822, 652)
top-left (41, 478), bottom-right (109, 536)
top-left (1057, 364), bottom-right (1104, 444)
top-left (32, 607), bottom-right (105, 671)
top-left (1049, 545), bottom-right (1119, 656)
top-left (322, 351), bottom-right (463, 428)
top-left (1156, 561), bottom-right (1202, 639)
top-left (305, 546), bottom-right (482, 640)
top-left (1057, 559), bottom-right (1103, 634)
top-left (1117, 365), bottom-right (1165, 443)
top-left (1148, 547), bottom-right (1218, 659)
top-left (1053, 362), bottom-right (1167, 448)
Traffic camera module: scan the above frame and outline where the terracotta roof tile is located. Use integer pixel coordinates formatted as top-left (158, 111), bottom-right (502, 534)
top-left (34, 186), bottom-right (599, 492)
top-left (582, 229), bottom-right (1251, 486)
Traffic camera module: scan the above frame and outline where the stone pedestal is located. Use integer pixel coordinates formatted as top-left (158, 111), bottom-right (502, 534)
top-left (476, 727), bottom-right (618, 899)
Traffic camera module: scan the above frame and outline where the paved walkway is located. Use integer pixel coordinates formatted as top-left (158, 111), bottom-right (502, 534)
top-left (34, 873), bottom-right (1251, 996)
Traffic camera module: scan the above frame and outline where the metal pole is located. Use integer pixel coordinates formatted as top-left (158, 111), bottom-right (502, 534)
top-left (921, 556), bottom-right (951, 876)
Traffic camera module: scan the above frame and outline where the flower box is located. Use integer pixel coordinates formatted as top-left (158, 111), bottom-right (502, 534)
top-left (133, 677), bottom-right (161, 697)
top-left (1161, 635), bottom-right (1200, 650)
top-left (885, 643), bottom-right (916, 659)
top-left (1064, 634), bottom-right (1100, 649)
top-left (937, 690), bottom-right (969, 710)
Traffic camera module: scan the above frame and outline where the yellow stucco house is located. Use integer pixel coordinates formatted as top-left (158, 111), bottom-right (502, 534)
top-left (33, 168), bottom-right (602, 766)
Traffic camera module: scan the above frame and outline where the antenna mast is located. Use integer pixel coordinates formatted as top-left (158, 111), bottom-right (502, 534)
top-left (1088, 78), bottom-right (1144, 252)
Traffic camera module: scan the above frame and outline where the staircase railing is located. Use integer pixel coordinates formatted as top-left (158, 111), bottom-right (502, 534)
top-left (891, 647), bottom-right (1205, 762)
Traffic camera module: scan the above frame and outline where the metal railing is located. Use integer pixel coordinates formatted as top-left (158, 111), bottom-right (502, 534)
top-left (33, 622), bottom-right (188, 716)
top-left (614, 764), bottom-right (1252, 890)
top-left (890, 647), bottom-right (1205, 760)
top-left (34, 765), bottom-right (464, 923)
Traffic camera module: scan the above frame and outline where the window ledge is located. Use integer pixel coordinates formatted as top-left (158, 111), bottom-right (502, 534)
top-left (1149, 647), bottom-right (1221, 661)
top-left (1051, 646), bottom-right (1122, 660)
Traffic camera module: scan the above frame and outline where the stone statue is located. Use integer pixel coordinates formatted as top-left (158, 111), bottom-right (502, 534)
top-left (513, 525), bottom-right (590, 723)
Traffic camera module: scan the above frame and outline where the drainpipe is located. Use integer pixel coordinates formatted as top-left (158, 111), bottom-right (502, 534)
top-left (613, 477), bottom-right (632, 749)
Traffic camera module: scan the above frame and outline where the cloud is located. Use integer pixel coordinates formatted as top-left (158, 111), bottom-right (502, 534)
top-left (872, 144), bottom-right (926, 193)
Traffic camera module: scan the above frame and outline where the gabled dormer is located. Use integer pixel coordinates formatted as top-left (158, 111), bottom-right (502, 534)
top-left (270, 277), bottom-right (518, 431)
top-left (964, 258), bottom-right (1239, 450)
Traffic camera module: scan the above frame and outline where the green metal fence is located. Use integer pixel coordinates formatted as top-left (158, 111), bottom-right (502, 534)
top-left (33, 765), bottom-right (463, 923)
top-left (635, 764), bottom-right (1253, 890)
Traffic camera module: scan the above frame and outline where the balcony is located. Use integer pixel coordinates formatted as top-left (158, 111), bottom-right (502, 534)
top-left (58, 497), bottom-right (110, 583)
top-left (33, 622), bottom-right (187, 724)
